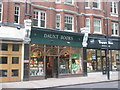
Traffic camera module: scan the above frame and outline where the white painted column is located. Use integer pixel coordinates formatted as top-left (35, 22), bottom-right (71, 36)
top-left (21, 42), bottom-right (24, 81)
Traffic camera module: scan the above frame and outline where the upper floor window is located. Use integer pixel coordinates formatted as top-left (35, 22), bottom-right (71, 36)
top-left (33, 10), bottom-right (46, 28)
top-left (85, 18), bottom-right (90, 33)
top-left (64, 15), bottom-right (74, 31)
top-left (94, 19), bottom-right (101, 33)
top-left (55, 0), bottom-right (61, 3)
top-left (0, 3), bottom-right (2, 22)
top-left (93, 0), bottom-right (100, 9)
top-left (14, 6), bottom-right (20, 24)
top-left (110, 2), bottom-right (118, 14)
top-left (65, 0), bottom-right (73, 4)
top-left (56, 14), bottom-right (60, 29)
top-left (85, 0), bottom-right (89, 8)
top-left (112, 22), bottom-right (119, 36)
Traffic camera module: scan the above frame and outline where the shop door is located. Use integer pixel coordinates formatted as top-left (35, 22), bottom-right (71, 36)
top-left (46, 56), bottom-right (58, 78)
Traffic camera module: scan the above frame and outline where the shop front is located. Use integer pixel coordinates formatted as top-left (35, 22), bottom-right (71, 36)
top-left (28, 27), bottom-right (84, 80)
top-left (87, 35), bottom-right (120, 73)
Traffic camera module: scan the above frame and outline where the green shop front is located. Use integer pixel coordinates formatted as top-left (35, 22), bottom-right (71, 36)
top-left (28, 27), bottom-right (84, 80)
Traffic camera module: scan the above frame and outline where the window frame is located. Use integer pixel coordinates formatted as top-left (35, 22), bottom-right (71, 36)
top-left (64, 15), bottom-right (74, 32)
top-left (12, 57), bottom-right (19, 64)
top-left (12, 69), bottom-right (19, 77)
top-left (14, 5), bottom-right (20, 24)
top-left (12, 44), bottom-right (19, 51)
top-left (1, 43), bottom-right (8, 51)
top-left (93, 18), bottom-right (101, 34)
top-left (33, 10), bottom-right (46, 28)
top-left (0, 3), bottom-right (3, 22)
top-left (55, 0), bottom-right (61, 3)
top-left (92, 0), bottom-right (100, 9)
top-left (110, 2), bottom-right (118, 14)
top-left (56, 14), bottom-right (61, 29)
top-left (64, 0), bottom-right (73, 5)
top-left (0, 70), bottom-right (7, 77)
top-left (111, 22), bottom-right (119, 36)
top-left (0, 57), bottom-right (8, 64)
top-left (85, 18), bottom-right (90, 33)
top-left (85, 0), bottom-right (90, 9)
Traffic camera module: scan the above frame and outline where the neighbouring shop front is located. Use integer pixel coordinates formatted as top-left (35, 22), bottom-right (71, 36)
top-left (26, 27), bottom-right (84, 80)
top-left (87, 34), bottom-right (120, 73)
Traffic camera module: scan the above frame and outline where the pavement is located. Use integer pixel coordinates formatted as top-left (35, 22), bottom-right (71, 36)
top-left (0, 71), bottom-right (119, 89)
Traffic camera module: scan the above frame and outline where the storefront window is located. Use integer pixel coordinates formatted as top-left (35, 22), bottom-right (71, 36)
top-left (59, 47), bottom-right (82, 75)
top-left (87, 49), bottom-right (96, 72)
top-left (30, 48), bottom-right (44, 76)
top-left (59, 49), bottom-right (71, 74)
top-left (71, 47), bottom-right (82, 74)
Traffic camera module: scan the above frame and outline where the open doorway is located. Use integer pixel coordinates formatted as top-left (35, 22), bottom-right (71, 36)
top-left (46, 56), bottom-right (58, 78)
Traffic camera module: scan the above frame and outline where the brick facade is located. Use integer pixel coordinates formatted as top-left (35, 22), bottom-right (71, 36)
top-left (0, 1), bottom-right (119, 36)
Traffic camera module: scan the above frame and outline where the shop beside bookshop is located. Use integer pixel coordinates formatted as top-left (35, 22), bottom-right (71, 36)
top-left (86, 34), bottom-right (120, 73)
top-left (24, 27), bottom-right (84, 80)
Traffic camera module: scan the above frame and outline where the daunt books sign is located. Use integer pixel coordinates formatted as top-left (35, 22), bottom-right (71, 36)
top-left (30, 27), bottom-right (83, 47)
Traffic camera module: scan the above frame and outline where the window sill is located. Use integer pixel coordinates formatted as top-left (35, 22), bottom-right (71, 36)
top-left (110, 13), bottom-right (118, 17)
top-left (93, 32), bottom-right (102, 34)
top-left (33, 26), bottom-right (46, 28)
top-left (62, 30), bottom-right (74, 32)
top-left (92, 8), bottom-right (102, 11)
top-left (64, 2), bottom-right (74, 7)
top-left (85, 7), bottom-right (90, 9)
top-left (111, 35), bottom-right (119, 37)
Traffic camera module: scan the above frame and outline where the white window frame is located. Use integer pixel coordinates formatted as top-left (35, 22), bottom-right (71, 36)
top-left (55, 0), bottom-right (61, 3)
top-left (56, 14), bottom-right (61, 29)
top-left (111, 22), bottom-right (119, 36)
top-left (85, 0), bottom-right (90, 9)
top-left (94, 18), bottom-right (101, 34)
top-left (64, 0), bottom-right (73, 5)
top-left (0, 3), bottom-right (3, 22)
top-left (64, 15), bottom-right (74, 32)
top-left (14, 6), bottom-right (20, 24)
top-left (85, 18), bottom-right (90, 33)
top-left (33, 10), bottom-right (46, 28)
top-left (110, 2), bottom-right (118, 15)
top-left (92, 0), bottom-right (100, 9)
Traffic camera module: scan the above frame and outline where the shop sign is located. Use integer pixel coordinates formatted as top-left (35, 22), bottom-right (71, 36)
top-left (44, 33), bottom-right (73, 41)
top-left (98, 40), bottom-right (113, 48)
top-left (31, 27), bottom-right (83, 47)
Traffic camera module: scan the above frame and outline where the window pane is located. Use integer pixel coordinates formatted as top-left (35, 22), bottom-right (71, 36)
top-left (60, 55), bottom-right (71, 74)
top-left (33, 19), bottom-right (38, 26)
top-left (12, 44), bottom-right (19, 51)
top-left (40, 20), bottom-right (45, 27)
top-left (12, 57), bottom-right (19, 64)
top-left (0, 70), bottom-right (7, 77)
top-left (14, 15), bottom-right (18, 23)
top-left (1, 43), bottom-right (8, 51)
top-left (65, 0), bottom-right (72, 4)
top-left (14, 6), bottom-right (19, 23)
top-left (12, 69), bottom-right (19, 76)
top-left (0, 57), bottom-right (8, 64)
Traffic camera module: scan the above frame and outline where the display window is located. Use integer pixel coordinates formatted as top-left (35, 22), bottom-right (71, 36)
top-left (30, 48), bottom-right (44, 76)
top-left (59, 51), bottom-right (71, 74)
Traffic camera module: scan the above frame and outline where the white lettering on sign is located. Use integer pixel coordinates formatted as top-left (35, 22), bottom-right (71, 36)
top-left (43, 34), bottom-right (73, 41)
top-left (98, 40), bottom-right (113, 45)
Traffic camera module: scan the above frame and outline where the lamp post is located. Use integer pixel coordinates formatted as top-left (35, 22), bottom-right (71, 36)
top-left (105, 1), bottom-right (110, 80)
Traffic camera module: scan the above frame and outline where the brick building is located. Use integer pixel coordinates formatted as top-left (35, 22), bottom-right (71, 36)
top-left (0, 0), bottom-right (120, 82)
